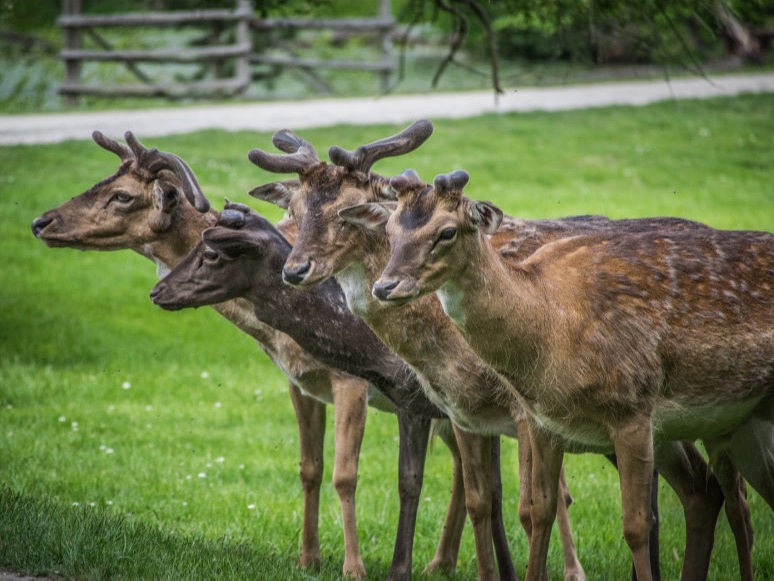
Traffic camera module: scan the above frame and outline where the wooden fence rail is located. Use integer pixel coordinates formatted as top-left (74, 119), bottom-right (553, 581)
top-left (58, 0), bottom-right (394, 104)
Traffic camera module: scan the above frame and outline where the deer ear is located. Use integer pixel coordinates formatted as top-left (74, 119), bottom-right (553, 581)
top-left (338, 202), bottom-right (395, 231)
top-left (248, 180), bottom-right (300, 209)
top-left (202, 227), bottom-right (262, 259)
top-left (469, 201), bottom-right (503, 234)
top-left (149, 177), bottom-right (181, 232)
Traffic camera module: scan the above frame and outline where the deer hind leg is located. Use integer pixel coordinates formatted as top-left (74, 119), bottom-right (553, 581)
top-left (454, 425), bottom-right (498, 581)
top-left (424, 419), bottom-right (466, 575)
top-left (331, 376), bottom-right (369, 579)
top-left (725, 399), bottom-right (774, 510)
top-left (556, 466), bottom-right (585, 581)
top-left (526, 422), bottom-right (565, 581)
top-left (613, 415), bottom-right (654, 581)
top-left (654, 441), bottom-right (722, 581)
top-left (288, 382), bottom-right (327, 571)
top-left (388, 411), bottom-right (431, 581)
top-left (703, 443), bottom-right (754, 581)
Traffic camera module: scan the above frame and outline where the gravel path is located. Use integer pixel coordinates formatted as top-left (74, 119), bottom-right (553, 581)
top-left (1, 72), bottom-right (773, 146)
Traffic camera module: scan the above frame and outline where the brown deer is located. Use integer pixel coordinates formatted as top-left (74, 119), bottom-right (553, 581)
top-left (371, 168), bottom-right (773, 580)
top-left (245, 121), bottom-right (758, 581)
top-left (29, 132), bottom-right (515, 581)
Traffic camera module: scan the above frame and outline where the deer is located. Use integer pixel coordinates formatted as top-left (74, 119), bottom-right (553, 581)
top-left (150, 200), bottom-right (528, 581)
top-left (29, 131), bottom-right (516, 581)
top-left (368, 167), bottom-right (773, 580)
top-left (244, 120), bottom-right (759, 581)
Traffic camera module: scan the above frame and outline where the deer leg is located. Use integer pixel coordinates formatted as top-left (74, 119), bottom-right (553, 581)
top-left (725, 399), bottom-right (774, 510)
top-left (424, 419), bottom-right (466, 575)
top-left (526, 422), bottom-right (565, 581)
top-left (489, 435), bottom-right (519, 581)
top-left (331, 377), bottom-right (369, 579)
top-left (288, 382), bottom-right (326, 571)
top-left (556, 466), bottom-right (585, 581)
top-left (613, 416), bottom-right (654, 581)
top-left (454, 425), bottom-right (498, 581)
top-left (605, 455), bottom-right (661, 581)
top-left (388, 411), bottom-right (431, 581)
top-left (517, 418), bottom-right (533, 542)
top-left (704, 442), bottom-right (755, 581)
top-left (653, 441), bottom-right (722, 581)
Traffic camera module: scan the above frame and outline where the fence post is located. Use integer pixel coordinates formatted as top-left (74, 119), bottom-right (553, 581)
top-left (235, 0), bottom-right (253, 94)
top-left (379, 0), bottom-right (393, 92)
top-left (62, 0), bottom-right (82, 106)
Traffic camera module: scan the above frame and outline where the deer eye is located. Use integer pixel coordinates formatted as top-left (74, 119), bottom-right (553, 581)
top-left (202, 248), bottom-right (219, 262)
top-left (111, 191), bottom-right (132, 204)
top-left (437, 228), bottom-right (457, 242)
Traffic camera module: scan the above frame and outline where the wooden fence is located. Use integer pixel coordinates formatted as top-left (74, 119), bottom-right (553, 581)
top-left (58, 0), bottom-right (394, 104)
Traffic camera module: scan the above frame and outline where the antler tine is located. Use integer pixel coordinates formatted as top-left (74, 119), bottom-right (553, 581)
top-left (124, 131), bottom-right (150, 160)
top-left (329, 119), bottom-right (434, 175)
top-left (272, 129), bottom-right (318, 158)
top-left (433, 170), bottom-right (470, 197)
top-left (153, 151), bottom-right (210, 213)
top-left (92, 131), bottom-right (134, 163)
top-left (389, 169), bottom-right (428, 199)
top-left (246, 129), bottom-right (320, 175)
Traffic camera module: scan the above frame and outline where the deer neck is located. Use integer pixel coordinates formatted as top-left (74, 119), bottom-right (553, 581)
top-left (437, 233), bottom-right (548, 392)
top-left (241, 243), bottom-right (440, 416)
top-left (337, 230), bottom-right (520, 434)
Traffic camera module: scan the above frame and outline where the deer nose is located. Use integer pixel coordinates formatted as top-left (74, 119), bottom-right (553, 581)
top-left (283, 261), bottom-right (311, 285)
top-left (31, 216), bottom-right (54, 238)
top-left (372, 279), bottom-right (399, 301)
top-left (149, 284), bottom-right (164, 304)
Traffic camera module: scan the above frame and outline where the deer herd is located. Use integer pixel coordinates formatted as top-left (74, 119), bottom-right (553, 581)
top-left (32, 120), bottom-right (772, 581)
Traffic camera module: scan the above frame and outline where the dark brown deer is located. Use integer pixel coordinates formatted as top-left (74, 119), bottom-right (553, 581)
top-left (372, 168), bottom-right (773, 580)
top-left (30, 132), bottom-right (514, 581)
top-left (245, 122), bottom-right (758, 581)
top-left (151, 201), bottom-right (517, 581)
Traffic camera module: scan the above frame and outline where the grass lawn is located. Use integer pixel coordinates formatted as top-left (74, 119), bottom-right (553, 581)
top-left (1, 93), bottom-right (772, 579)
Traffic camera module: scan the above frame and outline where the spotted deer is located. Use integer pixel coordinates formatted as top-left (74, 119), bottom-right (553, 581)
top-left (29, 132), bottom-right (514, 581)
top-left (371, 168), bottom-right (773, 580)
top-left (246, 121), bottom-right (759, 581)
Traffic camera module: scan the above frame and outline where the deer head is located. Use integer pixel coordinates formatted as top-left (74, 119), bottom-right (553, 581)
top-left (246, 120), bottom-right (434, 287)
top-left (150, 201), bottom-right (290, 311)
top-left (359, 169), bottom-right (502, 303)
top-left (31, 131), bottom-right (210, 251)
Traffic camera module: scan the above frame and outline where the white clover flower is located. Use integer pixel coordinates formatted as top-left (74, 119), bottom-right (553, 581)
top-left (71, 421), bottom-right (79, 431)
top-left (122, 381), bottom-right (131, 390)
top-left (58, 416), bottom-right (66, 423)
top-left (105, 448), bottom-right (115, 455)
top-left (145, 405), bottom-right (153, 412)
top-left (198, 472), bottom-right (207, 478)
top-left (247, 504), bottom-right (256, 510)
top-left (200, 371), bottom-right (210, 379)
top-left (214, 401), bottom-right (222, 409)
top-left (216, 456), bottom-right (225, 464)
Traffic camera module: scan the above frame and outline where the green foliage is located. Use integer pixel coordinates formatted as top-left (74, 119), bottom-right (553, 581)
top-left (1, 95), bottom-right (773, 578)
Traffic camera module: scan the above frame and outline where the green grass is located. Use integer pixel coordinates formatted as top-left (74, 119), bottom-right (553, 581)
top-left (1, 93), bottom-right (773, 579)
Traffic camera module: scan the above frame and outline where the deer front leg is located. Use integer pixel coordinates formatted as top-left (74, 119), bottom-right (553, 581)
top-left (489, 435), bottom-right (519, 581)
top-left (331, 376), bottom-right (369, 579)
top-left (556, 466), bottom-right (585, 581)
top-left (288, 382), bottom-right (326, 571)
top-left (453, 425), bottom-right (498, 581)
top-left (425, 419), bottom-right (467, 575)
top-left (388, 411), bottom-right (431, 581)
top-left (703, 441), bottom-right (754, 581)
top-left (613, 415), bottom-right (654, 581)
top-left (526, 423), bottom-right (565, 581)
top-left (653, 441), bottom-right (722, 581)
